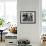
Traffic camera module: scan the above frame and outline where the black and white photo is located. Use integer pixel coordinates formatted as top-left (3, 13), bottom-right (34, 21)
top-left (20, 11), bottom-right (36, 24)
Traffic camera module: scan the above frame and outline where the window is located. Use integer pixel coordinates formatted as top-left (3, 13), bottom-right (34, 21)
top-left (42, 0), bottom-right (46, 23)
top-left (5, 1), bottom-right (17, 25)
top-left (42, 0), bottom-right (46, 33)
top-left (0, 0), bottom-right (17, 27)
top-left (0, 1), bottom-right (4, 17)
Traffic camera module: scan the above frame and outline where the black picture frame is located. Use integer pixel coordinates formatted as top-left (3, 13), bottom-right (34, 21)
top-left (20, 11), bottom-right (36, 24)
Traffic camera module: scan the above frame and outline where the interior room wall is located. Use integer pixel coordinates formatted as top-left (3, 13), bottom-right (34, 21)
top-left (17, 0), bottom-right (42, 44)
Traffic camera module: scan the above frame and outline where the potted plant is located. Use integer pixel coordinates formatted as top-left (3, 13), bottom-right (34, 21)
top-left (0, 18), bottom-right (5, 27)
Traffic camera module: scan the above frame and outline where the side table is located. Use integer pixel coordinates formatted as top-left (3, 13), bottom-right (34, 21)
top-left (0, 30), bottom-right (3, 42)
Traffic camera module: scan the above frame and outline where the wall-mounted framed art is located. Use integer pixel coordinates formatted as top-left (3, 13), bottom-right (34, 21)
top-left (20, 11), bottom-right (36, 24)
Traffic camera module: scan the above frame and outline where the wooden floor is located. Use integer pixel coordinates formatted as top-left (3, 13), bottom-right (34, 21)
top-left (0, 41), bottom-right (45, 46)
top-left (0, 41), bottom-right (5, 46)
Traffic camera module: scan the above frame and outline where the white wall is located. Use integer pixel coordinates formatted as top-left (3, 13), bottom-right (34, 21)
top-left (17, 0), bottom-right (42, 46)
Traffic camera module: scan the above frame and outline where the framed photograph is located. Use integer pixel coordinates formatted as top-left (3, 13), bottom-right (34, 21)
top-left (20, 11), bottom-right (36, 24)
